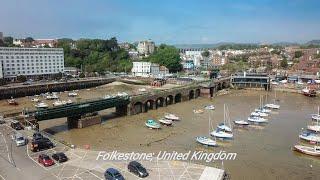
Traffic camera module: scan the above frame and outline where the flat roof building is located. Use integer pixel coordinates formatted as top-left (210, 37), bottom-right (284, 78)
top-left (0, 47), bottom-right (64, 79)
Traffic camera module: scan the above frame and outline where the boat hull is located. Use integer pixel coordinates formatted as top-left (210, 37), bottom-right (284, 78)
top-left (294, 145), bottom-right (320, 156)
top-left (196, 137), bottom-right (217, 146)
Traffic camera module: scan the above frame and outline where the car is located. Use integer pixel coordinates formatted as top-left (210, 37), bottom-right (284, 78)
top-left (38, 154), bottom-right (55, 167)
top-left (0, 119), bottom-right (5, 124)
top-left (30, 138), bottom-right (54, 152)
top-left (11, 133), bottom-right (27, 146)
top-left (127, 161), bottom-right (149, 178)
top-left (33, 132), bottom-right (44, 141)
top-left (52, 152), bottom-right (68, 163)
top-left (10, 120), bottom-right (24, 130)
top-left (104, 168), bottom-right (125, 180)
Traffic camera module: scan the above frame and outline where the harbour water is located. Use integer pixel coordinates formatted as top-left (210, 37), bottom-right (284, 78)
top-left (39, 90), bottom-right (320, 180)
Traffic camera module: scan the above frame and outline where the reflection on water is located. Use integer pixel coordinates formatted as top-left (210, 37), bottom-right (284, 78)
top-left (40, 90), bottom-right (320, 180)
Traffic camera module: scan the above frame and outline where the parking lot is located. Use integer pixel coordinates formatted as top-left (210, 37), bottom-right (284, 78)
top-left (0, 119), bottom-right (224, 180)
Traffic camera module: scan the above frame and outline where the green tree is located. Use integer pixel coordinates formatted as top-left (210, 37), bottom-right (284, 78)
top-left (17, 75), bottom-right (27, 82)
top-left (280, 58), bottom-right (288, 69)
top-left (201, 50), bottom-right (210, 57)
top-left (25, 37), bottom-right (34, 43)
top-left (147, 44), bottom-right (182, 72)
top-left (294, 51), bottom-right (303, 58)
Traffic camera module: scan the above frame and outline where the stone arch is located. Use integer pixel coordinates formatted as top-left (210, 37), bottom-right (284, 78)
top-left (175, 93), bottom-right (182, 103)
top-left (133, 102), bottom-right (143, 114)
top-left (144, 99), bottom-right (155, 112)
top-left (166, 95), bottom-right (174, 105)
top-left (189, 90), bottom-right (195, 100)
top-left (195, 89), bottom-right (201, 98)
top-left (156, 97), bottom-right (165, 109)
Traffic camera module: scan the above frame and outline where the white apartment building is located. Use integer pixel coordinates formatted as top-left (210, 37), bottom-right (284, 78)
top-left (131, 61), bottom-right (160, 77)
top-left (0, 47), bottom-right (64, 79)
top-left (137, 40), bottom-right (155, 55)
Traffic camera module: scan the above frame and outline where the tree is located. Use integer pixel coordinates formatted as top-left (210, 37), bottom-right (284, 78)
top-left (147, 44), bottom-right (182, 72)
top-left (16, 75), bottom-right (27, 82)
top-left (280, 58), bottom-right (288, 69)
top-left (294, 51), bottom-right (303, 58)
top-left (201, 50), bottom-right (210, 57)
top-left (79, 72), bottom-right (85, 78)
top-left (25, 37), bottom-right (34, 43)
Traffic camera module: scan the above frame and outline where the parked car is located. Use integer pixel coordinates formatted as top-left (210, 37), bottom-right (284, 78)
top-left (128, 161), bottom-right (148, 178)
top-left (11, 133), bottom-right (27, 146)
top-left (0, 119), bottom-right (5, 124)
top-left (104, 168), bottom-right (125, 180)
top-left (38, 154), bottom-right (55, 167)
top-left (52, 152), bottom-right (68, 163)
top-left (33, 132), bottom-right (44, 141)
top-left (30, 138), bottom-right (54, 152)
top-left (10, 120), bottom-right (23, 130)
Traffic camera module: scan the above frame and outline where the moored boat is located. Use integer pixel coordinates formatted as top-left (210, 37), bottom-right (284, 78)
top-left (251, 111), bottom-right (268, 117)
top-left (164, 113), bottom-right (180, 120)
top-left (293, 145), bottom-right (320, 156)
top-left (307, 125), bottom-right (320, 132)
top-left (210, 129), bottom-right (233, 139)
top-left (311, 114), bottom-right (320, 121)
top-left (204, 105), bottom-right (215, 110)
top-left (31, 98), bottom-right (40, 102)
top-left (193, 109), bottom-right (204, 114)
top-left (68, 91), bottom-right (78, 97)
top-left (234, 120), bottom-right (250, 126)
top-left (35, 102), bottom-right (49, 108)
top-left (217, 123), bottom-right (232, 132)
top-left (196, 136), bottom-right (217, 146)
top-left (247, 116), bottom-right (268, 124)
top-left (302, 87), bottom-right (317, 97)
top-left (145, 119), bottom-right (161, 129)
top-left (158, 118), bottom-right (173, 125)
top-left (255, 108), bottom-right (271, 113)
top-left (7, 97), bottom-right (18, 105)
top-left (299, 131), bottom-right (320, 143)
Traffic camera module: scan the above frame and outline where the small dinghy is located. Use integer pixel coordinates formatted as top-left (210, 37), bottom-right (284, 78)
top-left (193, 109), bottom-right (204, 114)
top-left (68, 91), bottom-right (78, 97)
top-left (164, 113), bottom-right (180, 121)
top-left (196, 136), bottom-right (217, 146)
top-left (299, 131), bottom-right (320, 143)
top-left (247, 116), bottom-right (268, 124)
top-left (145, 119), bottom-right (161, 129)
top-left (35, 102), bottom-right (49, 108)
top-left (31, 98), bottom-right (40, 102)
top-left (293, 145), bottom-right (320, 156)
top-left (210, 129), bottom-right (233, 139)
top-left (204, 105), bottom-right (215, 110)
top-left (234, 120), bottom-right (250, 126)
top-left (158, 118), bottom-right (173, 126)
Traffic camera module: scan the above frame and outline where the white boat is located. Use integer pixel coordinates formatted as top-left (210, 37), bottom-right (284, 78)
top-left (53, 100), bottom-right (66, 107)
top-left (196, 136), bottom-right (217, 146)
top-left (217, 104), bottom-right (233, 132)
top-left (234, 120), bottom-right (249, 126)
top-left (299, 131), bottom-right (320, 143)
top-left (204, 105), bottom-right (215, 110)
top-left (247, 116), bottom-right (268, 123)
top-left (307, 125), bottom-right (320, 132)
top-left (35, 102), bottom-right (49, 108)
top-left (68, 91), bottom-right (78, 97)
top-left (164, 113), bottom-right (180, 121)
top-left (193, 109), bottom-right (204, 114)
top-left (138, 88), bottom-right (146, 92)
top-left (251, 111), bottom-right (268, 117)
top-left (264, 103), bottom-right (280, 109)
top-left (217, 123), bottom-right (232, 132)
top-left (46, 94), bottom-right (59, 100)
top-left (210, 129), bottom-right (233, 139)
top-left (145, 119), bottom-right (161, 129)
top-left (66, 99), bottom-right (73, 104)
top-left (255, 108), bottom-right (271, 113)
top-left (294, 145), bottom-right (320, 156)
top-left (158, 118), bottom-right (173, 125)
top-left (311, 106), bottom-right (320, 121)
top-left (31, 98), bottom-right (40, 102)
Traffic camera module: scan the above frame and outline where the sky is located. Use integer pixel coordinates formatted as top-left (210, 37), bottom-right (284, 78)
top-left (1, 0), bottom-right (320, 44)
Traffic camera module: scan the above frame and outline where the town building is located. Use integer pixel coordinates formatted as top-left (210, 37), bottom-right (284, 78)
top-left (64, 67), bottom-right (80, 77)
top-left (137, 40), bottom-right (155, 56)
top-left (131, 61), bottom-right (162, 77)
top-left (159, 66), bottom-right (169, 76)
top-left (0, 47), bottom-right (64, 79)
top-left (13, 38), bottom-right (57, 48)
top-left (0, 32), bottom-right (3, 41)
top-left (119, 42), bottom-right (131, 50)
top-left (182, 60), bottom-right (195, 71)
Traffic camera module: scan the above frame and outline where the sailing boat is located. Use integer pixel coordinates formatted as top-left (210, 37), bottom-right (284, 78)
top-left (264, 92), bottom-right (280, 109)
top-left (308, 106), bottom-right (320, 132)
top-left (255, 95), bottom-right (271, 113)
top-left (196, 110), bottom-right (217, 146)
top-left (211, 104), bottom-right (233, 139)
top-left (311, 106), bottom-right (320, 121)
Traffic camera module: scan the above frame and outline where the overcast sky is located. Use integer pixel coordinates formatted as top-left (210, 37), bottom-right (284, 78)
top-left (1, 0), bottom-right (320, 44)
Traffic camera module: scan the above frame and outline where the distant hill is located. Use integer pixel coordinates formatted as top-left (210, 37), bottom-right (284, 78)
top-left (306, 40), bottom-right (320, 45)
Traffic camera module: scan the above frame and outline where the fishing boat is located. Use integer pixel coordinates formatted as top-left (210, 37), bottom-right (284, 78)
top-left (299, 131), bottom-right (320, 143)
top-left (145, 119), bottom-right (161, 129)
top-left (7, 97), bottom-right (18, 105)
top-left (196, 136), bottom-right (217, 146)
top-left (158, 118), bottom-right (172, 126)
top-left (35, 102), bottom-right (49, 108)
top-left (233, 119), bottom-right (250, 126)
top-left (193, 109), bottom-right (204, 114)
top-left (164, 113), bottom-right (180, 121)
top-left (68, 91), bottom-right (78, 97)
top-left (31, 98), bottom-right (40, 102)
top-left (302, 86), bottom-right (316, 97)
top-left (204, 105), bottom-right (215, 110)
top-left (210, 128), bottom-right (233, 139)
top-left (293, 145), bottom-right (320, 156)
top-left (217, 104), bottom-right (233, 132)
top-left (247, 116), bottom-right (268, 124)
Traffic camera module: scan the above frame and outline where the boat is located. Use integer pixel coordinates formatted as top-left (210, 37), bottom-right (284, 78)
top-left (193, 109), bottom-right (204, 114)
top-left (293, 145), bottom-right (320, 156)
top-left (255, 108), bottom-right (271, 113)
top-left (196, 136), bottom-right (217, 146)
top-left (247, 116), bottom-right (268, 124)
top-left (35, 102), bottom-right (49, 108)
top-left (31, 98), bottom-right (40, 102)
top-left (164, 113), bottom-right (180, 121)
top-left (264, 103), bottom-right (280, 109)
top-left (299, 131), bottom-right (320, 143)
top-left (216, 104), bottom-right (233, 132)
top-left (46, 94), bottom-right (59, 100)
top-left (307, 125), bottom-right (320, 132)
top-left (210, 128), bottom-right (233, 139)
top-left (53, 100), bottom-right (67, 107)
top-left (158, 118), bottom-right (172, 125)
top-left (68, 91), bottom-right (78, 97)
top-left (233, 119), bottom-right (250, 126)
top-left (138, 88), bottom-right (146, 92)
top-left (145, 119), bottom-right (161, 129)
top-left (311, 106), bottom-right (320, 121)
top-left (66, 99), bottom-right (73, 104)
top-left (204, 105), bottom-right (215, 110)
top-left (302, 86), bottom-right (317, 97)
top-left (7, 97), bottom-right (18, 105)
top-left (251, 111), bottom-right (268, 117)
